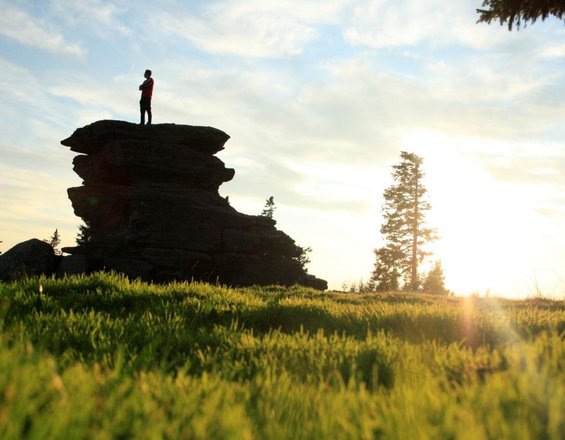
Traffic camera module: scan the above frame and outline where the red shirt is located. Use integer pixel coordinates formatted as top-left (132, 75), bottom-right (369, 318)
top-left (140, 78), bottom-right (154, 98)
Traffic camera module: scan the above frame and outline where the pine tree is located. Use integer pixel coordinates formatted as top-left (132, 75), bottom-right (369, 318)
top-left (295, 245), bottom-right (312, 271)
top-left (371, 246), bottom-right (402, 292)
top-left (477, 0), bottom-right (565, 30)
top-left (423, 260), bottom-right (448, 295)
top-left (371, 152), bottom-right (437, 291)
top-left (76, 221), bottom-right (92, 246)
top-left (44, 229), bottom-right (62, 255)
top-left (259, 196), bottom-right (312, 272)
top-left (261, 196), bottom-right (276, 219)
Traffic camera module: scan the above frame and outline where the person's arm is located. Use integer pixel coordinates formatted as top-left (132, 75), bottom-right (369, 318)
top-left (139, 78), bottom-right (152, 90)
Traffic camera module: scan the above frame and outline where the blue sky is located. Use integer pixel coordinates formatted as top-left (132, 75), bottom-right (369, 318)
top-left (1, 0), bottom-right (565, 296)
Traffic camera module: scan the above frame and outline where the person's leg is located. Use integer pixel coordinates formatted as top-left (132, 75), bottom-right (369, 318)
top-left (140, 99), bottom-right (145, 124)
top-left (147, 100), bottom-right (152, 124)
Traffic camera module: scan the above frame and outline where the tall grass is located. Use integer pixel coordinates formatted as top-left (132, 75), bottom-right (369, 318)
top-left (1, 273), bottom-right (565, 438)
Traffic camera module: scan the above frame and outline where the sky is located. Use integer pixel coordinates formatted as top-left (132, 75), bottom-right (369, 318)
top-left (1, 0), bottom-right (565, 297)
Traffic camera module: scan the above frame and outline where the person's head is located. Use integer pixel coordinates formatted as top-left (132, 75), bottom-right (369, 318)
top-left (144, 69), bottom-right (152, 78)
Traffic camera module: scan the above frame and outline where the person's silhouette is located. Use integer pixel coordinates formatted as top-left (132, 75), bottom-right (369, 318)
top-left (139, 69), bottom-right (154, 125)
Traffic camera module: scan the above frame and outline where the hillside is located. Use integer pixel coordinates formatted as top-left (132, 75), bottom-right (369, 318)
top-left (1, 273), bottom-right (565, 439)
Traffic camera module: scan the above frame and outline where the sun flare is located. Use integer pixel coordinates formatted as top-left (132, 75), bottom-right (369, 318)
top-left (403, 131), bottom-right (543, 297)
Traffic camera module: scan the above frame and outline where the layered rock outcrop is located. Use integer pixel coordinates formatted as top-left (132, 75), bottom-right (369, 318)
top-left (61, 120), bottom-right (327, 290)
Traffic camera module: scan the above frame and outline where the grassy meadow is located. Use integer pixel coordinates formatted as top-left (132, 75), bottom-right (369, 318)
top-left (1, 273), bottom-right (565, 439)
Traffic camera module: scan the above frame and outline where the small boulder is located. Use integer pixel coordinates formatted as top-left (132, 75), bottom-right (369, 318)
top-left (0, 239), bottom-right (55, 281)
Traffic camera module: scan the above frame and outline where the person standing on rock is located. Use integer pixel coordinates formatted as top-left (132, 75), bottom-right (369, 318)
top-left (139, 69), bottom-right (154, 125)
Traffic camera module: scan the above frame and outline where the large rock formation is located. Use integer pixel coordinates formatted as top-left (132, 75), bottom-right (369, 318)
top-left (61, 120), bottom-right (327, 290)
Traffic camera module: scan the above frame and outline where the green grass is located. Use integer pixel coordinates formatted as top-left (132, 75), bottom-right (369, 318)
top-left (1, 273), bottom-right (565, 438)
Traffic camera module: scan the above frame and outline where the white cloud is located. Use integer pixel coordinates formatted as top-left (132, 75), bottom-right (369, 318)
top-left (0, 58), bottom-right (44, 107)
top-left (0, 154), bottom-right (79, 251)
top-left (0, 5), bottom-right (85, 57)
top-left (50, 0), bottom-right (131, 37)
top-left (151, 0), bottom-right (346, 57)
top-left (0, 58), bottom-right (75, 143)
top-left (539, 43), bottom-right (565, 58)
top-left (342, 0), bottom-right (530, 50)
top-left (344, 0), bottom-right (440, 48)
top-left (210, 0), bottom-right (346, 24)
top-left (153, 14), bottom-right (314, 57)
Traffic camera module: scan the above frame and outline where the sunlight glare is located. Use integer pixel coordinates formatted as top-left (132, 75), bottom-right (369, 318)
top-left (402, 131), bottom-right (541, 297)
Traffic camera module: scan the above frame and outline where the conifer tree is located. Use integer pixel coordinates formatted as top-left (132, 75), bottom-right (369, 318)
top-left (371, 246), bottom-right (402, 292)
top-left (259, 195), bottom-right (312, 271)
top-left (371, 152), bottom-right (437, 291)
top-left (44, 229), bottom-right (62, 255)
top-left (76, 221), bottom-right (92, 246)
top-left (261, 196), bottom-right (276, 219)
top-left (423, 260), bottom-right (448, 295)
top-left (296, 245), bottom-right (312, 271)
top-left (477, 0), bottom-right (565, 30)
